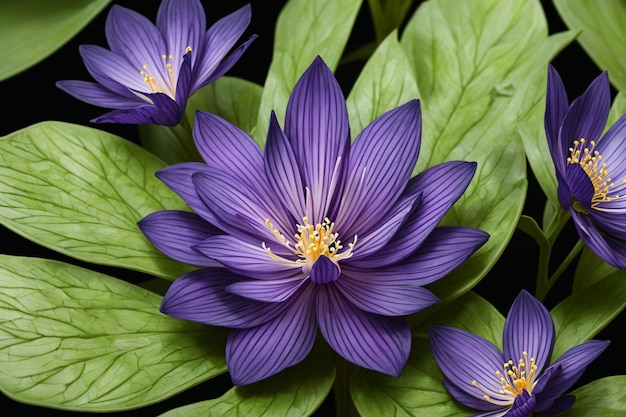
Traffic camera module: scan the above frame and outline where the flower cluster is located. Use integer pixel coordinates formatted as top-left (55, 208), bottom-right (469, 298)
top-left (430, 290), bottom-right (609, 417)
top-left (57, 0), bottom-right (255, 125)
top-left (139, 56), bottom-right (489, 385)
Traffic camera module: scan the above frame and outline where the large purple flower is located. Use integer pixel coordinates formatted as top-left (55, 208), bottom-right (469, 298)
top-left (57, 0), bottom-right (255, 126)
top-left (139, 57), bottom-right (489, 385)
top-left (546, 66), bottom-right (626, 267)
top-left (430, 290), bottom-right (609, 417)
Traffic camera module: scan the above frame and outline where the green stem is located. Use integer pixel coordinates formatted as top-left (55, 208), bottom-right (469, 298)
top-left (536, 239), bottom-right (584, 302)
top-left (333, 358), bottom-right (360, 417)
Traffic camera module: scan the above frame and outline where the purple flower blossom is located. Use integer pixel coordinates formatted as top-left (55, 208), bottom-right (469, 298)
top-left (57, 0), bottom-right (256, 126)
top-left (139, 56), bottom-right (489, 385)
top-left (430, 290), bottom-right (609, 417)
top-left (546, 66), bottom-right (626, 267)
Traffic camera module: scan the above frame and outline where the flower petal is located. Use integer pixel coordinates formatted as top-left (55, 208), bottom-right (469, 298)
top-left (227, 277), bottom-right (307, 303)
top-left (571, 209), bottom-right (626, 268)
top-left (564, 163), bottom-right (595, 210)
top-left (197, 34), bottom-right (257, 89)
top-left (335, 274), bottom-right (438, 316)
top-left (336, 100), bottom-right (421, 238)
top-left (194, 235), bottom-right (301, 280)
top-left (559, 71), bottom-right (610, 154)
top-left (503, 290), bottom-right (555, 374)
top-left (429, 326), bottom-right (508, 404)
top-left (309, 255), bottom-right (340, 284)
top-left (105, 5), bottom-right (169, 89)
top-left (443, 377), bottom-right (505, 413)
top-left (156, 0), bottom-right (205, 78)
top-left (284, 56), bottom-right (350, 224)
top-left (226, 283), bottom-right (316, 385)
top-left (56, 80), bottom-right (143, 109)
top-left (191, 4), bottom-right (252, 92)
top-left (160, 268), bottom-right (283, 328)
top-left (535, 340), bottom-right (609, 406)
top-left (78, 45), bottom-right (148, 96)
top-left (356, 161), bottom-right (479, 267)
top-left (138, 210), bottom-right (221, 267)
top-left (507, 390), bottom-right (536, 417)
top-left (545, 65), bottom-right (570, 174)
top-left (345, 226), bottom-right (489, 286)
top-left (316, 285), bottom-right (410, 376)
top-left (91, 92), bottom-right (182, 125)
top-left (264, 111), bottom-right (306, 219)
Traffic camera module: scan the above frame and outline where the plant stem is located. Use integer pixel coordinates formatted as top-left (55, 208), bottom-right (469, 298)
top-left (333, 358), bottom-right (360, 417)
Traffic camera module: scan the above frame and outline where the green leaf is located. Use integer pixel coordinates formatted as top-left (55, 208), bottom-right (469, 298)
top-left (400, 0), bottom-right (573, 301)
top-left (160, 346), bottom-right (335, 417)
top-left (352, 292), bottom-right (501, 417)
top-left (573, 247), bottom-right (622, 292)
top-left (346, 30), bottom-right (419, 139)
top-left (551, 271), bottom-right (626, 359)
top-left (561, 376), bottom-right (626, 416)
top-left (0, 0), bottom-right (110, 82)
top-left (139, 76), bottom-right (264, 164)
top-left (0, 255), bottom-right (227, 411)
top-left (0, 122), bottom-right (192, 280)
top-left (254, 0), bottom-right (363, 144)
top-left (607, 91), bottom-right (626, 129)
top-left (553, 0), bottom-right (626, 92)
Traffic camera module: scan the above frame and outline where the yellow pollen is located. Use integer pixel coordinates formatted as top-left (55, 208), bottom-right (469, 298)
top-left (263, 217), bottom-right (357, 271)
top-left (567, 138), bottom-right (625, 209)
top-left (138, 49), bottom-right (188, 98)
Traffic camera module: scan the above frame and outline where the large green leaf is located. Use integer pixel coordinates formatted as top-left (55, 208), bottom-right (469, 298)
top-left (551, 271), bottom-right (626, 359)
top-left (0, 122), bottom-right (192, 280)
top-left (561, 376), bottom-right (626, 416)
top-left (254, 0), bottom-right (363, 144)
top-left (160, 346), bottom-right (334, 417)
top-left (139, 76), bottom-right (263, 164)
top-left (0, 0), bottom-right (109, 82)
top-left (573, 247), bottom-right (624, 293)
top-left (0, 255), bottom-right (227, 411)
top-left (400, 0), bottom-right (573, 301)
top-left (351, 292), bottom-right (502, 417)
top-left (346, 30), bottom-right (419, 139)
top-left (553, 0), bottom-right (626, 92)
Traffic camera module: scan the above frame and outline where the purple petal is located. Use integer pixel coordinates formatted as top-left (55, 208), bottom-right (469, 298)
top-left (429, 326), bottom-right (508, 405)
top-left (309, 255), bottom-right (340, 284)
top-left (193, 111), bottom-right (265, 190)
top-left (105, 5), bottom-right (169, 91)
top-left (507, 390), bottom-right (536, 417)
top-left (192, 170), bottom-right (293, 246)
top-left (198, 34), bottom-right (257, 89)
top-left (535, 340), bottom-right (609, 404)
top-left (571, 209), bottom-right (626, 268)
top-left (545, 65), bottom-right (569, 174)
top-left (284, 56), bottom-right (350, 224)
top-left (156, 162), bottom-right (217, 223)
top-left (336, 100), bottom-right (421, 238)
top-left (564, 163), bottom-right (595, 210)
top-left (559, 72), bottom-right (610, 157)
top-left (173, 51), bottom-right (192, 110)
top-left (226, 283), bottom-right (316, 385)
top-left (156, 0), bottom-right (205, 78)
top-left (191, 4), bottom-right (252, 92)
top-left (588, 207), bottom-right (626, 240)
top-left (344, 226), bottom-right (489, 286)
top-left (594, 112), bottom-right (626, 172)
top-left (160, 268), bottom-right (283, 328)
top-left (316, 285), bottom-right (410, 376)
top-left (78, 45), bottom-right (148, 96)
top-left (227, 277), bottom-right (307, 302)
top-left (264, 111), bottom-right (306, 219)
top-left (356, 161), bottom-right (479, 267)
top-left (443, 377), bottom-right (505, 413)
top-left (503, 290), bottom-right (555, 374)
top-left (138, 210), bottom-right (221, 267)
top-left (469, 410), bottom-right (509, 417)
top-left (335, 274), bottom-right (438, 316)
top-left (557, 171), bottom-right (574, 211)
top-left (534, 395), bottom-right (575, 417)
top-left (56, 80), bottom-right (143, 109)
top-left (91, 92), bottom-right (182, 125)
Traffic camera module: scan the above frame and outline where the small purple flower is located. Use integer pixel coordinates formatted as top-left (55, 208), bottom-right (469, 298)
top-left (546, 66), bottom-right (626, 267)
top-left (139, 56), bottom-right (489, 385)
top-left (57, 0), bottom-right (256, 126)
top-left (430, 290), bottom-right (609, 417)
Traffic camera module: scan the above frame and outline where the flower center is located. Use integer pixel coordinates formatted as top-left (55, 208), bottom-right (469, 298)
top-left (470, 351), bottom-right (538, 405)
top-left (263, 217), bottom-right (357, 273)
top-left (139, 46), bottom-right (191, 98)
top-left (567, 138), bottom-right (626, 210)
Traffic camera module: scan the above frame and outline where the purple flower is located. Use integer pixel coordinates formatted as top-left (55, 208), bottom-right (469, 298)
top-left (430, 290), bottom-right (609, 417)
top-left (546, 66), bottom-right (626, 267)
top-left (138, 56), bottom-right (489, 385)
top-left (57, 0), bottom-right (256, 126)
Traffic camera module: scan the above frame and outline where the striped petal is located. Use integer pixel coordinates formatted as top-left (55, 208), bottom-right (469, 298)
top-left (91, 92), bottom-right (182, 125)
top-left (545, 65), bottom-right (569, 174)
top-left (56, 80), bottom-right (143, 109)
top-left (571, 209), bottom-right (626, 268)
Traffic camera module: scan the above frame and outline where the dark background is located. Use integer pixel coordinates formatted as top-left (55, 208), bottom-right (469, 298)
top-left (0, 0), bottom-right (622, 415)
